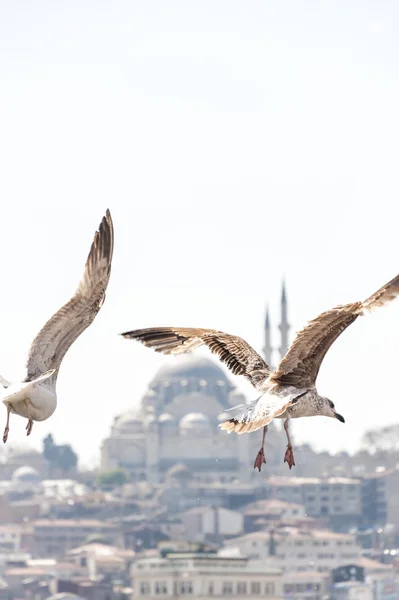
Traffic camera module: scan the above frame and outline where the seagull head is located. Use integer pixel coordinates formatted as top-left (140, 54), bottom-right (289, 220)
top-left (322, 397), bottom-right (345, 423)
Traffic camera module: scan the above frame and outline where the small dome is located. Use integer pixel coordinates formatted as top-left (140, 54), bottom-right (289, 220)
top-left (180, 413), bottom-right (210, 429)
top-left (115, 412), bottom-right (144, 433)
top-left (158, 413), bottom-right (177, 426)
top-left (12, 466), bottom-right (41, 482)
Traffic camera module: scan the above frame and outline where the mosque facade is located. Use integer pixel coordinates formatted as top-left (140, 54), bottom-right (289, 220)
top-left (101, 284), bottom-right (290, 483)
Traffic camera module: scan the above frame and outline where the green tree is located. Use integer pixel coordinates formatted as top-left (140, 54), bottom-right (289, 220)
top-left (43, 434), bottom-right (57, 463)
top-left (57, 444), bottom-right (78, 475)
top-left (97, 469), bottom-right (128, 488)
top-left (42, 434), bottom-right (78, 475)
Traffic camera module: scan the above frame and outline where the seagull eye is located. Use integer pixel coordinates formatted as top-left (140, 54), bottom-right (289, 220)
top-left (329, 401), bottom-right (335, 409)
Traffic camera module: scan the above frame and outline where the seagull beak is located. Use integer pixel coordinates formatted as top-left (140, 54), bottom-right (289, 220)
top-left (334, 412), bottom-right (345, 423)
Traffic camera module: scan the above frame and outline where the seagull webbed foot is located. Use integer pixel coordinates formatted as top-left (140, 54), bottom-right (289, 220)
top-left (2, 427), bottom-right (9, 444)
top-left (284, 444), bottom-right (295, 470)
top-left (26, 419), bottom-right (33, 436)
top-left (253, 448), bottom-right (266, 472)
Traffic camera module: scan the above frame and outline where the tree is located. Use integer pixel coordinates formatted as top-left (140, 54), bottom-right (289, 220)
top-left (43, 434), bottom-right (57, 463)
top-left (57, 444), bottom-right (78, 475)
top-left (97, 469), bottom-right (128, 488)
top-left (42, 434), bottom-right (78, 476)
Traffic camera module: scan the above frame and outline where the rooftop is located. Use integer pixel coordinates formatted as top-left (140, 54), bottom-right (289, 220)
top-left (32, 519), bottom-right (116, 529)
top-left (227, 527), bottom-right (354, 544)
top-left (267, 476), bottom-right (361, 486)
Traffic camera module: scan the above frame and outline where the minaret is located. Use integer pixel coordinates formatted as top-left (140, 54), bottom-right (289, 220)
top-left (278, 280), bottom-right (290, 360)
top-left (263, 306), bottom-right (273, 367)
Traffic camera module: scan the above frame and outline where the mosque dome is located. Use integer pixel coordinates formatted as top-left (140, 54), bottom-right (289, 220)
top-left (158, 413), bottom-right (177, 426)
top-left (12, 466), bottom-right (41, 483)
top-left (152, 355), bottom-right (231, 386)
top-left (114, 412), bottom-right (144, 434)
top-left (179, 413), bottom-right (211, 436)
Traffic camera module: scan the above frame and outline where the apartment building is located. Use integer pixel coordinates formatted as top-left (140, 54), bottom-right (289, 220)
top-left (31, 519), bottom-right (119, 557)
top-left (226, 527), bottom-right (362, 572)
top-left (132, 550), bottom-right (283, 599)
top-left (268, 476), bottom-right (362, 529)
top-left (182, 506), bottom-right (244, 541)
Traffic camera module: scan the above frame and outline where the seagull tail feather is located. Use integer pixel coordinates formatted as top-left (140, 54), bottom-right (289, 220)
top-left (219, 399), bottom-right (266, 434)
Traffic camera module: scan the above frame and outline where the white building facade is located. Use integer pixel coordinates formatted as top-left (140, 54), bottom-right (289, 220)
top-left (226, 528), bottom-right (362, 573)
top-left (132, 552), bottom-right (283, 599)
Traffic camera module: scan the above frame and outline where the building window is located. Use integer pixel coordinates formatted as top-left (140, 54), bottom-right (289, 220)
top-left (222, 582), bottom-right (233, 595)
top-left (237, 582), bottom-right (247, 594)
top-left (155, 581), bottom-right (168, 595)
top-left (265, 583), bottom-right (275, 596)
top-left (208, 582), bottom-right (214, 595)
top-left (251, 582), bottom-right (261, 595)
top-left (140, 582), bottom-right (151, 595)
top-left (179, 582), bottom-right (193, 595)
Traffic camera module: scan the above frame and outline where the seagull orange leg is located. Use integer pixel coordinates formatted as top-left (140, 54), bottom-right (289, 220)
top-left (3, 405), bottom-right (11, 444)
top-left (283, 418), bottom-right (295, 469)
top-left (25, 400), bottom-right (33, 437)
top-left (253, 425), bottom-right (268, 472)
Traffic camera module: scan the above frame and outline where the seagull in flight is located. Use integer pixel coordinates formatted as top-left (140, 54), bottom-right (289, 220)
top-left (0, 210), bottom-right (114, 443)
top-left (121, 272), bottom-right (399, 471)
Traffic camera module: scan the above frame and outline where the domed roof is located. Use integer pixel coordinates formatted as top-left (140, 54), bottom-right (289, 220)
top-left (152, 355), bottom-right (231, 386)
top-left (158, 413), bottom-right (177, 426)
top-left (114, 412), bottom-right (144, 433)
top-left (180, 412), bottom-right (210, 428)
top-left (12, 465), bottom-right (41, 482)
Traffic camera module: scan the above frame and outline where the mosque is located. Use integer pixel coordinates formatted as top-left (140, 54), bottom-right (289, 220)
top-left (101, 284), bottom-right (290, 483)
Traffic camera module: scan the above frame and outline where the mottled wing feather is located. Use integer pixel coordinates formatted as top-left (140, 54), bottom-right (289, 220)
top-left (270, 305), bottom-right (359, 387)
top-left (271, 272), bottom-right (399, 388)
top-left (25, 210), bottom-right (114, 380)
top-left (360, 272), bottom-right (399, 312)
top-left (121, 327), bottom-right (271, 391)
top-left (220, 390), bottom-right (307, 434)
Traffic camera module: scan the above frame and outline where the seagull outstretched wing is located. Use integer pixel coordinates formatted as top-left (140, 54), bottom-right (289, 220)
top-left (121, 327), bottom-right (271, 391)
top-left (25, 210), bottom-right (114, 381)
top-left (270, 273), bottom-right (399, 388)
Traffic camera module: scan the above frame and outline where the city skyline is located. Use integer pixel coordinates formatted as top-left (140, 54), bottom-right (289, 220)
top-left (1, 1), bottom-right (399, 467)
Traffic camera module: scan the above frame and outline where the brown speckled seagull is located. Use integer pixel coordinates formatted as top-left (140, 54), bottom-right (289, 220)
top-left (121, 273), bottom-right (399, 471)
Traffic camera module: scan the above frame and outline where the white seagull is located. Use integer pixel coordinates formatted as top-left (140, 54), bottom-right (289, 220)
top-left (121, 272), bottom-right (399, 471)
top-left (0, 210), bottom-right (114, 443)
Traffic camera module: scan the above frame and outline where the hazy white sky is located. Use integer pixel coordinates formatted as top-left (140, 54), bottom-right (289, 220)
top-left (0, 0), bottom-right (398, 467)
